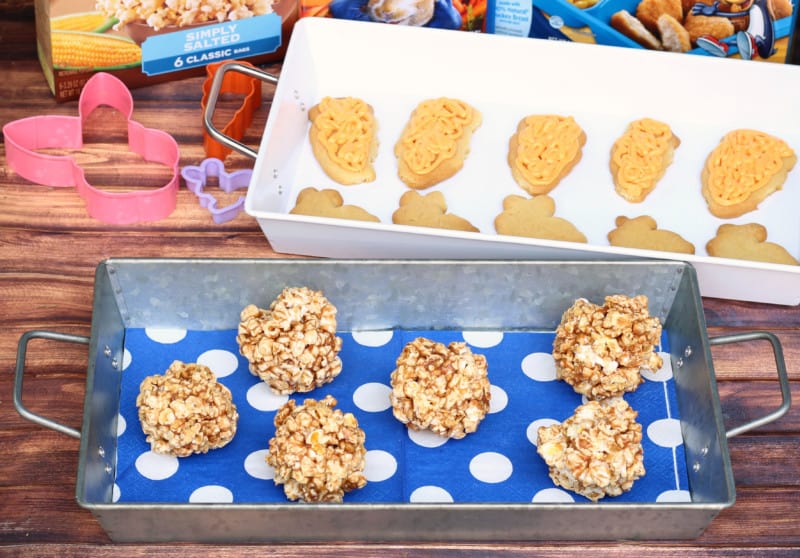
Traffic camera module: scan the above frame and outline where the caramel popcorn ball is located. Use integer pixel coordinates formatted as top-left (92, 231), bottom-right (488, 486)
top-left (266, 395), bottom-right (367, 503)
top-left (537, 397), bottom-right (645, 501)
top-left (237, 287), bottom-right (343, 395)
top-left (552, 294), bottom-right (663, 400)
top-left (96, 0), bottom-right (275, 31)
top-left (136, 360), bottom-right (238, 457)
top-left (390, 337), bottom-right (491, 439)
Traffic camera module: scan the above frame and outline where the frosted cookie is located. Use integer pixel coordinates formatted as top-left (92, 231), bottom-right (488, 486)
top-left (701, 129), bottom-right (796, 218)
top-left (553, 295), bottom-right (663, 400)
top-left (494, 194), bottom-right (587, 243)
top-left (395, 97), bottom-right (482, 189)
top-left (136, 360), bottom-right (238, 457)
top-left (290, 187), bottom-right (380, 222)
top-left (608, 215), bottom-right (695, 254)
top-left (392, 190), bottom-right (479, 232)
top-left (610, 118), bottom-right (680, 203)
top-left (508, 115), bottom-right (586, 195)
top-left (706, 223), bottom-right (798, 266)
top-left (390, 337), bottom-right (491, 439)
top-left (236, 287), bottom-right (343, 394)
top-left (308, 96), bottom-right (379, 185)
top-left (267, 395), bottom-right (367, 503)
top-left (537, 397), bottom-right (645, 502)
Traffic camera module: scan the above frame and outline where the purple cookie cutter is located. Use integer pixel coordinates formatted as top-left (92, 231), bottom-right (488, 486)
top-left (181, 158), bottom-right (252, 224)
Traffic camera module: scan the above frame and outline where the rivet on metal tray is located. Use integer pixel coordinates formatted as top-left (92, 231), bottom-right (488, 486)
top-left (676, 357), bottom-right (684, 368)
top-left (98, 446), bottom-right (105, 458)
top-left (105, 464), bottom-right (113, 475)
top-left (684, 346), bottom-right (693, 358)
top-left (693, 461), bottom-right (701, 472)
top-left (700, 446), bottom-right (709, 456)
top-left (104, 345), bottom-right (111, 358)
top-left (111, 358), bottom-right (119, 370)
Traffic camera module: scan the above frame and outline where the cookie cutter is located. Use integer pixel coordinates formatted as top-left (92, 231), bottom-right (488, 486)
top-left (201, 60), bottom-right (264, 161)
top-left (2, 72), bottom-right (180, 224)
top-left (181, 158), bottom-right (252, 224)
top-left (203, 61), bottom-right (278, 160)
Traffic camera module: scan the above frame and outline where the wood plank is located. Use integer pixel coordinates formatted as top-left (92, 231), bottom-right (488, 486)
top-left (0, 545), bottom-right (798, 558)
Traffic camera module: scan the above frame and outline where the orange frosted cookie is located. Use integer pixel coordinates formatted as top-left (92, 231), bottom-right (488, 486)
top-left (308, 96), bottom-right (379, 185)
top-left (395, 97), bottom-right (482, 189)
top-left (610, 118), bottom-right (680, 203)
top-left (508, 115), bottom-right (586, 195)
top-left (701, 129), bottom-right (796, 218)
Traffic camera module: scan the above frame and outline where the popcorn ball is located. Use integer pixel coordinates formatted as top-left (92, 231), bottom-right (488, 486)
top-left (136, 360), bottom-right (238, 457)
top-left (552, 294), bottom-right (663, 400)
top-left (537, 397), bottom-right (645, 501)
top-left (266, 395), bottom-right (367, 503)
top-left (96, 0), bottom-right (275, 31)
top-left (237, 287), bottom-right (343, 395)
top-left (390, 337), bottom-right (491, 439)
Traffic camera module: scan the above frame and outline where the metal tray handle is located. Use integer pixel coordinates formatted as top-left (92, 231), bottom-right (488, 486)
top-left (14, 329), bottom-right (790, 442)
top-left (202, 61), bottom-right (278, 160)
top-left (710, 331), bottom-right (792, 438)
top-left (14, 330), bottom-right (89, 440)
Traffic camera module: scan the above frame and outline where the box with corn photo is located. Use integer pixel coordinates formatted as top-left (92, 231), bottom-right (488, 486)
top-left (488, 0), bottom-right (799, 63)
top-left (36, 0), bottom-right (299, 102)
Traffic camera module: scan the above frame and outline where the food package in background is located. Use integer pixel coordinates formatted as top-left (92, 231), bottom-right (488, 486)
top-left (299, 0), bottom-right (489, 32)
top-left (488, 0), bottom-right (799, 64)
top-left (37, 0), bottom-right (300, 101)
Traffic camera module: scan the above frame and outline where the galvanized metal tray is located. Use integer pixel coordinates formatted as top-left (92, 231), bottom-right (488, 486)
top-left (205, 17), bottom-right (800, 306)
top-left (14, 259), bottom-right (790, 542)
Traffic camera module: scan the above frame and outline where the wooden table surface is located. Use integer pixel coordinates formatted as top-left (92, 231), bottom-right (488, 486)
top-left (2, 8), bottom-right (799, 557)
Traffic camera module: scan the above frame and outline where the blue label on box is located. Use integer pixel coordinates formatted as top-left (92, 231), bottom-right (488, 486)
top-left (141, 14), bottom-right (281, 76)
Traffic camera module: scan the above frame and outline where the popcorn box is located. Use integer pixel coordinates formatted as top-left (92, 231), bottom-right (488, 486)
top-left (488, 0), bottom-right (799, 64)
top-left (35, 0), bottom-right (299, 102)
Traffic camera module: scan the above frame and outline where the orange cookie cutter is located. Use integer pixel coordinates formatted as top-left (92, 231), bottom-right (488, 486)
top-left (201, 60), bottom-right (263, 160)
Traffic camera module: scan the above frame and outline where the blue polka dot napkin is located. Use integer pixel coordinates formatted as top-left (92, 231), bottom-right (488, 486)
top-left (115, 328), bottom-right (689, 504)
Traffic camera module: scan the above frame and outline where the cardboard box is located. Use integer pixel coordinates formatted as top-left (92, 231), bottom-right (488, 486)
top-left (299, 0), bottom-right (489, 32)
top-left (36, 0), bottom-right (299, 101)
top-left (488, 0), bottom-right (798, 64)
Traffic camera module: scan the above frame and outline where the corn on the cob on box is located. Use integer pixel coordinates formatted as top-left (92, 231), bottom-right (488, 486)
top-left (36, 0), bottom-right (299, 101)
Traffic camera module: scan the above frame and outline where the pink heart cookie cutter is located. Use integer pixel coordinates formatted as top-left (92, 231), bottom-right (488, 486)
top-left (3, 72), bottom-right (180, 224)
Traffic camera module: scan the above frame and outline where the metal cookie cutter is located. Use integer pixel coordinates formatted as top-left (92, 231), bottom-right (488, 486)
top-left (3, 72), bottom-right (180, 224)
top-left (203, 61), bottom-right (278, 160)
top-left (181, 158), bottom-right (252, 224)
top-left (201, 60), bottom-right (264, 161)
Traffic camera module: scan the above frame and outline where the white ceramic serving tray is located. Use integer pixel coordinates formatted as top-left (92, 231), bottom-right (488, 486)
top-left (243, 17), bottom-right (800, 305)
